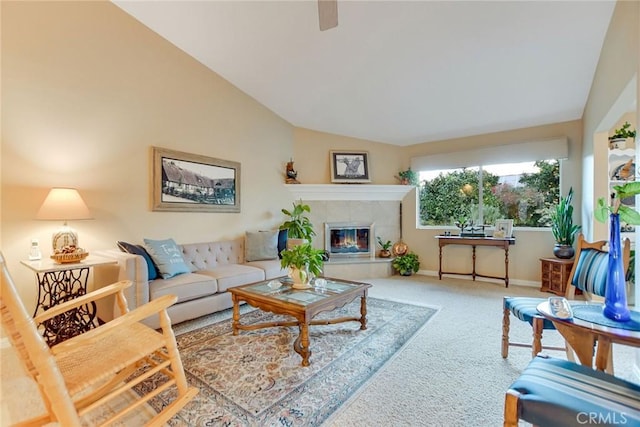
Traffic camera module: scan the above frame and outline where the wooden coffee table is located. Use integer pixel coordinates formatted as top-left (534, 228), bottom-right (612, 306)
top-left (228, 277), bottom-right (371, 366)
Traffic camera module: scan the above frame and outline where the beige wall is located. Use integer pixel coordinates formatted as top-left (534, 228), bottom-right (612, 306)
top-left (1, 1), bottom-right (296, 310)
top-left (292, 128), bottom-right (404, 184)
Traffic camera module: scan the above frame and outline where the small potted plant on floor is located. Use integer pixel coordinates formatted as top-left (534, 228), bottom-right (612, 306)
top-left (376, 237), bottom-right (393, 258)
top-left (550, 187), bottom-right (581, 259)
top-left (392, 252), bottom-right (420, 276)
top-left (609, 121), bottom-right (636, 149)
top-left (280, 242), bottom-right (325, 289)
top-left (279, 200), bottom-right (315, 248)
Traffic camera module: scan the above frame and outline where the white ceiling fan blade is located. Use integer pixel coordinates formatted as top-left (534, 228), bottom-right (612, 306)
top-left (318, 0), bottom-right (338, 31)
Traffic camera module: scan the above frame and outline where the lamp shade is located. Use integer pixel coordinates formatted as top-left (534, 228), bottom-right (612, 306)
top-left (36, 188), bottom-right (92, 221)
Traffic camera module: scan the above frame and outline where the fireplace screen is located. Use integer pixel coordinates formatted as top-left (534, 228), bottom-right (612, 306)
top-left (324, 222), bottom-right (374, 258)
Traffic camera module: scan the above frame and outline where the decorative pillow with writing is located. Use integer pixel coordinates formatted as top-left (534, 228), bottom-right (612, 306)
top-left (245, 230), bottom-right (279, 262)
top-left (143, 238), bottom-right (190, 279)
top-left (116, 241), bottom-right (159, 280)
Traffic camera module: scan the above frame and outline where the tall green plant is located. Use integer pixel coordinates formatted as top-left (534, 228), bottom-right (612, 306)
top-left (550, 188), bottom-right (581, 245)
top-left (279, 200), bottom-right (316, 241)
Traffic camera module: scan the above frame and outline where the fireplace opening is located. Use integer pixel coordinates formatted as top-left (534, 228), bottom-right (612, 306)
top-left (324, 222), bottom-right (374, 259)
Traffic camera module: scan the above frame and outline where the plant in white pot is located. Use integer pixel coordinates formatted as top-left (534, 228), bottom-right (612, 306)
top-left (609, 121), bottom-right (636, 149)
top-left (550, 188), bottom-right (581, 259)
top-left (279, 200), bottom-right (316, 248)
top-left (280, 243), bottom-right (325, 289)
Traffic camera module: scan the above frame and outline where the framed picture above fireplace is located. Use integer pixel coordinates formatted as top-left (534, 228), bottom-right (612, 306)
top-left (330, 150), bottom-right (371, 183)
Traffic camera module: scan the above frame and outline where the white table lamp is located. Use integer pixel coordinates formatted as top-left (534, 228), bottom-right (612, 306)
top-left (36, 188), bottom-right (93, 251)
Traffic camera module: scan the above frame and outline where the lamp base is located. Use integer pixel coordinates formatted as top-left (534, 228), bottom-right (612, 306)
top-left (52, 225), bottom-right (78, 251)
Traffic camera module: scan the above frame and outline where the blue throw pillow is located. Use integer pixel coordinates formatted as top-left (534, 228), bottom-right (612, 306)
top-left (116, 241), bottom-right (158, 280)
top-left (278, 229), bottom-right (288, 259)
top-left (143, 238), bottom-right (190, 279)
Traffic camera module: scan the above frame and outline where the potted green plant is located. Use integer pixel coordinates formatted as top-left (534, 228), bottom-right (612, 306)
top-left (279, 200), bottom-right (316, 247)
top-left (550, 187), bottom-right (581, 259)
top-left (397, 168), bottom-right (419, 186)
top-left (392, 252), bottom-right (420, 276)
top-left (376, 237), bottom-right (392, 258)
top-left (280, 243), bottom-right (325, 288)
top-left (609, 121), bottom-right (636, 149)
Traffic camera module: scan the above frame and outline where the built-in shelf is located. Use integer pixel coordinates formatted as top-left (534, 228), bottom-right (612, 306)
top-left (284, 184), bottom-right (414, 201)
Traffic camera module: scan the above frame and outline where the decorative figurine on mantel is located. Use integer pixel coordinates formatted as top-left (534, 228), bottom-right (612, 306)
top-left (285, 159), bottom-right (300, 184)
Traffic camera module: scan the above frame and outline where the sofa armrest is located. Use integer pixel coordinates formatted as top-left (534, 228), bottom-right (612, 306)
top-left (93, 249), bottom-right (151, 322)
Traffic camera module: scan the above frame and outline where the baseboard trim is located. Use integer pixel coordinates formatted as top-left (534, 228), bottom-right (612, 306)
top-left (417, 269), bottom-right (539, 288)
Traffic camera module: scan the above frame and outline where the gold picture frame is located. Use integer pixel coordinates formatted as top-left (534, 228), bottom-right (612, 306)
top-left (151, 146), bottom-right (240, 213)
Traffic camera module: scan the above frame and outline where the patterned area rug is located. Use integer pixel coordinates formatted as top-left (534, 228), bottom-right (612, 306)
top-left (142, 297), bottom-right (437, 426)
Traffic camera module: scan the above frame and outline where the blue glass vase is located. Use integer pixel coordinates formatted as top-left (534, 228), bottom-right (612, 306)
top-left (603, 213), bottom-right (631, 321)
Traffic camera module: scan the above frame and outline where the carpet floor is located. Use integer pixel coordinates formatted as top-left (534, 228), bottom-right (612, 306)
top-left (146, 297), bottom-right (437, 426)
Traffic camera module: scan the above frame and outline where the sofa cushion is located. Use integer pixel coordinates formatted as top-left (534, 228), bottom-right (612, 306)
top-left (245, 230), bottom-right (279, 261)
top-left (144, 238), bottom-right (190, 279)
top-left (198, 264), bottom-right (265, 292)
top-left (116, 241), bottom-right (159, 280)
top-left (149, 273), bottom-right (218, 303)
top-left (245, 259), bottom-right (288, 280)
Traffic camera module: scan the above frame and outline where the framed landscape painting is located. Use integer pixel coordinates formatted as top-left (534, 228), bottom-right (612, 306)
top-left (151, 146), bottom-right (241, 213)
top-left (330, 150), bottom-right (371, 183)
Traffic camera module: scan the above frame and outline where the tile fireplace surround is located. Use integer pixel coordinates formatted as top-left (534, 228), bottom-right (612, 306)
top-left (285, 184), bottom-right (414, 279)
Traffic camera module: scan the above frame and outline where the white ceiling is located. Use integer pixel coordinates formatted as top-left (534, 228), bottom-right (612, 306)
top-left (114, 1), bottom-right (616, 146)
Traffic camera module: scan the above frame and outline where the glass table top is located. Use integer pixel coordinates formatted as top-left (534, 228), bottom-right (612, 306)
top-left (237, 278), bottom-right (364, 306)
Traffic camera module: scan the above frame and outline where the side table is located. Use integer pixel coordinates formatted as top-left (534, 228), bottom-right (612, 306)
top-left (539, 257), bottom-right (574, 295)
top-left (21, 255), bottom-right (117, 346)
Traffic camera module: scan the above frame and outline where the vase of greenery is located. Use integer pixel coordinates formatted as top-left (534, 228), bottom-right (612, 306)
top-left (550, 187), bottom-right (581, 259)
top-left (377, 237), bottom-right (392, 258)
top-left (397, 168), bottom-right (419, 186)
top-left (595, 181), bottom-right (640, 321)
top-left (279, 200), bottom-right (316, 248)
top-left (608, 121), bottom-right (636, 150)
top-left (392, 252), bottom-right (420, 276)
top-left (280, 243), bottom-right (325, 289)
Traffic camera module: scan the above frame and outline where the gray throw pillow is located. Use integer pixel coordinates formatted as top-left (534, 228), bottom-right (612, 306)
top-left (245, 230), bottom-right (279, 262)
top-left (143, 238), bottom-right (190, 279)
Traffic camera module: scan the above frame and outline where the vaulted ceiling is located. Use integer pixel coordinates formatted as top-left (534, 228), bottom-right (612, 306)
top-left (114, 1), bottom-right (616, 146)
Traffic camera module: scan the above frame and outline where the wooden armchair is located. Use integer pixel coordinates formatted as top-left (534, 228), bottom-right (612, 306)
top-left (0, 252), bottom-right (197, 426)
top-left (501, 234), bottom-right (630, 363)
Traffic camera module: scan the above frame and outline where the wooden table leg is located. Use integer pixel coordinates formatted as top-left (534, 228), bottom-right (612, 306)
top-left (471, 245), bottom-right (477, 281)
top-left (553, 322), bottom-right (596, 368)
top-left (595, 337), bottom-right (613, 372)
top-left (294, 322), bottom-right (311, 367)
top-left (504, 244), bottom-right (510, 288)
top-left (438, 244), bottom-right (443, 280)
top-left (231, 295), bottom-right (240, 336)
top-left (359, 293), bottom-right (368, 330)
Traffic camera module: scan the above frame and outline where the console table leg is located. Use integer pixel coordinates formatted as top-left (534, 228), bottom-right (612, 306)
top-left (504, 245), bottom-right (510, 288)
top-left (438, 245), bottom-right (443, 280)
top-left (472, 245), bottom-right (477, 281)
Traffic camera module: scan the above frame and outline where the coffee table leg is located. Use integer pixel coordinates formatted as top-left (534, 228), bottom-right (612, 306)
top-left (231, 295), bottom-right (240, 336)
top-left (359, 294), bottom-right (368, 330)
top-left (294, 322), bottom-right (311, 367)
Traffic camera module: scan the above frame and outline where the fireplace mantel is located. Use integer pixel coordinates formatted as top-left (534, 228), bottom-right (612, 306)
top-left (284, 184), bottom-right (414, 201)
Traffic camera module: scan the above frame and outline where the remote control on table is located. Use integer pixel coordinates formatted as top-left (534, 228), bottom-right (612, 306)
top-left (548, 297), bottom-right (573, 319)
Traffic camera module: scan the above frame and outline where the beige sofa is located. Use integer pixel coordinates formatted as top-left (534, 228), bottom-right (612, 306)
top-left (94, 238), bottom-right (287, 329)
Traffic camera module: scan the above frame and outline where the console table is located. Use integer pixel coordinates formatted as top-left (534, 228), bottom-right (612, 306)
top-left (21, 256), bottom-right (117, 346)
top-left (435, 235), bottom-right (515, 287)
